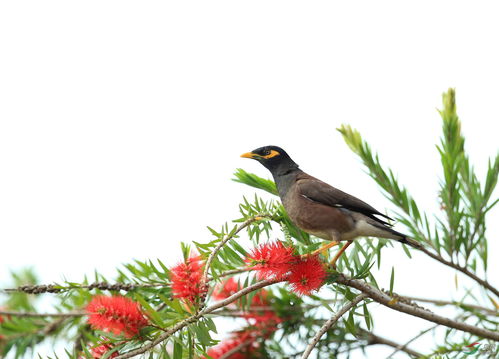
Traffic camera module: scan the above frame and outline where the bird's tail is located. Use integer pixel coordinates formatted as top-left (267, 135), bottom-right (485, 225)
top-left (375, 224), bottom-right (423, 249)
top-left (398, 234), bottom-right (423, 249)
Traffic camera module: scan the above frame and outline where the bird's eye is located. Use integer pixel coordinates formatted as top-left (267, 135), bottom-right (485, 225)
top-left (264, 149), bottom-right (271, 156)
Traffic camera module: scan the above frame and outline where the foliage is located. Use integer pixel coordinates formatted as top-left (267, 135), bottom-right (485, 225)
top-left (1, 89), bottom-right (498, 359)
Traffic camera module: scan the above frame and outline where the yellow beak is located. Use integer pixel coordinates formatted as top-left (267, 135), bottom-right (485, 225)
top-left (240, 152), bottom-right (257, 159)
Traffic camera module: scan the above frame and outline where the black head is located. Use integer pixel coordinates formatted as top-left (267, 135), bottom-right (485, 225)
top-left (241, 145), bottom-right (299, 175)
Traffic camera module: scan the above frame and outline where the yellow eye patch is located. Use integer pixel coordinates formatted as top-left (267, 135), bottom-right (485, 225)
top-left (262, 150), bottom-right (280, 159)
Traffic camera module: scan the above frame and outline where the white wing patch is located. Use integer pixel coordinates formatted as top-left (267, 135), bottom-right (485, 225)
top-left (301, 194), bottom-right (343, 207)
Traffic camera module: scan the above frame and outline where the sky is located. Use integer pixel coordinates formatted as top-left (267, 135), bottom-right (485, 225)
top-left (1, 1), bottom-right (498, 358)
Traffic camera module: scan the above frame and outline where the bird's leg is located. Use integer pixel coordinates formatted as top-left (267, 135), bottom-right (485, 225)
top-left (330, 240), bottom-right (353, 269)
top-left (304, 241), bottom-right (339, 258)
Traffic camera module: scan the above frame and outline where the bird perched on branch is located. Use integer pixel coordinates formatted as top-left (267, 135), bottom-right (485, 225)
top-left (241, 145), bottom-right (420, 267)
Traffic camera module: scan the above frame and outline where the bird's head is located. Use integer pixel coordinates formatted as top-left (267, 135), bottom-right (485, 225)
top-left (240, 145), bottom-right (299, 175)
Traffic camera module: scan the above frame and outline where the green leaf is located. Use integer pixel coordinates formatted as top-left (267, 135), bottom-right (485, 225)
top-left (363, 303), bottom-right (372, 331)
top-left (232, 168), bottom-right (278, 195)
top-left (389, 266), bottom-right (395, 296)
top-left (193, 322), bottom-right (212, 346)
top-left (134, 293), bottom-right (165, 327)
top-left (173, 340), bottom-right (183, 359)
top-left (205, 317), bottom-right (218, 334)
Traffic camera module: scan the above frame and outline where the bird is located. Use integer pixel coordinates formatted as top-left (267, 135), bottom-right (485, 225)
top-left (241, 145), bottom-right (419, 268)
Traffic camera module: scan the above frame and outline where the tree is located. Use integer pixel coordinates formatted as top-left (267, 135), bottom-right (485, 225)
top-left (1, 89), bottom-right (498, 359)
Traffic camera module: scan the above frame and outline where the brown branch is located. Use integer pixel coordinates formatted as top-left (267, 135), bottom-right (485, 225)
top-left (1, 282), bottom-right (161, 294)
top-left (417, 245), bottom-right (499, 298)
top-left (384, 325), bottom-right (436, 359)
top-left (0, 310), bottom-right (85, 318)
top-left (405, 295), bottom-right (497, 316)
top-left (114, 278), bottom-right (282, 359)
top-left (1, 316), bottom-right (70, 341)
top-left (361, 329), bottom-right (424, 358)
top-left (1, 268), bottom-right (250, 297)
top-left (207, 268), bottom-right (251, 282)
top-left (336, 274), bottom-right (499, 341)
top-left (301, 294), bottom-right (368, 359)
top-left (41, 317), bottom-right (68, 336)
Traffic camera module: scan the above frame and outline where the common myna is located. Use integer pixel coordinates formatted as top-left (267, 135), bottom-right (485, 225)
top-left (241, 145), bottom-right (417, 267)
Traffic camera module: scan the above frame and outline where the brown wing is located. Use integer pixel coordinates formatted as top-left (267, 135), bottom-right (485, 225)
top-left (295, 174), bottom-right (393, 225)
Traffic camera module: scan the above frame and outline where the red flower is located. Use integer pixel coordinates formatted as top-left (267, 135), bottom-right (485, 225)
top-left (171, 255), bottom-right (206, 303)
top-left (207, 285), bottom-right (282, 358)
top-left (245, 241), bottom-right (295, 279)
top-left (287, 256), bottom-right (326, 295)
top-left (250, 290), bottom-right (269, 307)
top-left (86, 295), bottom-right (149, 338)
top-left (243, 310), bottom-right (282, 339)
top-left (206, 331), bottom-right (258, 359)
top-left (206, 338), bottom-right (247, 359)
top-left (0, 306), bottom-right (8, 323)
top-left (89, 342), bottom-right (118, 358)
top-left (212, 277), bottom-right (240, 300)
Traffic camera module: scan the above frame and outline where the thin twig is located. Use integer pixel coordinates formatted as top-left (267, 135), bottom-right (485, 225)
top-left (1, 269), bottom-right (250, 296)
top-left (358, 329), bottom-right (423, 358)
top-left (0, 310), bottom-right (85, 318)
top-left (301, 294), bottom-right (368, 359)
top-left (200, 214), bottom-right (272, 295)
top-left (385, 325), bottom-right (436, 359)
top-left (0, 282), bottom-right (161, 295)
top-left (336, 274), bottom-right (499, 341)
top-left (417, 245), bottom-right (499, 298)
top-left (405, 296), bottom-right (497, 316)
top-left (41, 317), bottom-right (68, 336)
top-left (207, 268), bottom-right (251, 282)
top-left (114, 278), bottom-right (282, 359)
top-left (2, 316), bottom-right (70, 341)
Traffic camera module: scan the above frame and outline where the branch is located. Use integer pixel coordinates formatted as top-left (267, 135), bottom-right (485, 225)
top-left (405, 295), bottom-right (497, 316)
top-left (208, 268), bottom-right (250, 281)
top-left (115, 278), bottom-right (282, 359)
top-left (301, 294), bottom-right (368, 359)
top-left (336, 274), bottom-right (499, 341)
top-left (201, 214), bottom-right (272, 291)
top-left (1, 266), bottom-right (251, 297)
top-left (1, 316), bottom-right (69, 341)
top-left (359, 329), bottom-right (424, 358)
top-left (385, 324), bottom-right (436, 359)
top-left (417, 245), bottom-right (499, 298)
top-left (0, 310), bottom-right (85, 318)
top-left (0, 282), bottom-right (161, 295)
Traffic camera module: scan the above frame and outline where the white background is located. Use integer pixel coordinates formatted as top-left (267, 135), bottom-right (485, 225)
top-left (1, 1), bottom-right (498, 357)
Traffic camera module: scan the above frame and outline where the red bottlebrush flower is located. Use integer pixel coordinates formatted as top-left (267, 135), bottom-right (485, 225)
top-left (287, 255), bottom-right (326, 295)
top-left (244, 310), bottom-right (281, 326)
top-left (212, 277), bottom-right (240, 300)
top-left (171, 255), bottom-right (206, 303)
top-left (250, 290), bottom-right (269, 307)
top-left (89, 342), bottom-right (118, 358)
top-left (206, 338), bottom-right (247, 359)
top-left (205, 331), bottom-right (258, 359)
top-left (0, 306), bottom-right (8, 323)
top-left (245, 241), bottom-right (295, 279)
top-left (244, 310), bottom-right (282, 339)
top-left (86, 295), bottom-right (149, 338)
